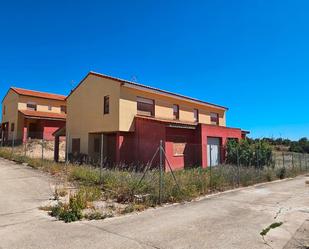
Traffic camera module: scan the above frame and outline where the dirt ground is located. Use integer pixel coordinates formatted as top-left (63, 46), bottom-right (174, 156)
top-left (12, 140), bottom-right (66, 161)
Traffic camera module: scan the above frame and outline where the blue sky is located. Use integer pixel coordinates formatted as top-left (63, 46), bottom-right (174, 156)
top-left (1, 0), bottom-right (308, 140)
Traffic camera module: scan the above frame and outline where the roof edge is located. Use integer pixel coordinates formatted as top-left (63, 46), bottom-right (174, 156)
top-left (11, 87), bottom-right (66, 100)
top-left (67, 71), bottom-right (229, 110)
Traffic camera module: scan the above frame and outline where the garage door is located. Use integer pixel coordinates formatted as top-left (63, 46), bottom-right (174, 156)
top-left (207, 137), bottom-right (221, 167)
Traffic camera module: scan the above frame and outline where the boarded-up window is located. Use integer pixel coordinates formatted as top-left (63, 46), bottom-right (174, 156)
top-left (172, 136), bottom-right (186, 156)
top-left (173, 104), bottom-right (179, 120)
top-left (11, 123), bottom-right (14, 132)
top-left (27, 102), bottom-right (37, 111)
top-left (3, 105), bottom-right (5, 115)
top-left (137, 97), bottom-right (154, 116)
top-left (72, 138), bottom-right (80, 154)
top-left (104, 96), bottom-right (109, 114)
top-left (211, 113), bottom-right (219, 125)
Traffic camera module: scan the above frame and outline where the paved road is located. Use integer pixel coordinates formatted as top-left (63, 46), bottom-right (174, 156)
top-left (0, 158), bottom-right (308, 249)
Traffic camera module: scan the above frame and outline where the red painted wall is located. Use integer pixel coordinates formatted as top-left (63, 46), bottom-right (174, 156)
top-left (42, 120), bottom-right (66, 141)
top-left (200, 124), bottom-right (242, 168)
top-left (165, 127), bottom-right (200, 171)
top-left (116, 117), bottom-right (243, 171)
top-left (23, 119), bottom-right (65, 142)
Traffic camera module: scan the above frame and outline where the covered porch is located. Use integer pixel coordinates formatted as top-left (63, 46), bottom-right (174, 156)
top-left (19, 110), bottom-right (66, 142)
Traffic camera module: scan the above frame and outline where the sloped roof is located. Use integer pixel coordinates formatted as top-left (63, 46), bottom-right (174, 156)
top-left (19, 110), bottom-right (66, 120)
top-left (67, 71), bottom-right (228, 110)
top-left (11, 87), bottom-right (66, 101)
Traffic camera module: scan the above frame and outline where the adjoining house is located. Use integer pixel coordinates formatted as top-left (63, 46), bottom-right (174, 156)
top-left (65, 71), bottom-right (248, 170)
top-left (1, 87), bottom-right (66, 145)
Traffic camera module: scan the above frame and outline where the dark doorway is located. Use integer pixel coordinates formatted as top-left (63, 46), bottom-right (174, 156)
top-left (28, 122), bottom-right (42, 139)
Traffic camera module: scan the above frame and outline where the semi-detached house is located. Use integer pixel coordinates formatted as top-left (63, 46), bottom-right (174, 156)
top-left (66, 71), bottom-right (248, 170)
top-left (1, 87), bottom-right (66, 145)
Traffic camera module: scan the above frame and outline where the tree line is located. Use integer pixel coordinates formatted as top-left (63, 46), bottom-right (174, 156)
top-left (248, 137), bottom-right (309, 154)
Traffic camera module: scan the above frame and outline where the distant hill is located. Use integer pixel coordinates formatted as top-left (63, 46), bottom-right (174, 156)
top-left (247, 137), bottom-right (309, 154)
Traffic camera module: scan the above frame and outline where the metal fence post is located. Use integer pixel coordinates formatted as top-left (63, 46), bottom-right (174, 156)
top-left (299, 154), bottom-right (302, 171)
top-left (11, 132), bottom-right (15, 155)
top-left (282, 152), bottom-right (285, 168)
top-left (209, 144), bottom-right (212, 189)
top-left (237, 147), bottom-right (240, 187)
top-left (159, 140), bottom-right (163, 205)
top-left (66, 132), bottom-right (70, 165)
top-left (24, 137), bottom-right (27, 157)
top-left (292, 153), bottom-right (294, 170)
top-left (100, 133), bottom-right (104, 183)
top-left (41, 138), bottom-right (44, 164)
top-left (305, 154), bottom-right (308, 171)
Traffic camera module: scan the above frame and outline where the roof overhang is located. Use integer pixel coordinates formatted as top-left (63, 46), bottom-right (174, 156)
top-left (135, 115), bottom-right (198, 129)
top-left (19, 110), bottom-right (66, 121)
top-left (67, 71), bottom-right (228, 111)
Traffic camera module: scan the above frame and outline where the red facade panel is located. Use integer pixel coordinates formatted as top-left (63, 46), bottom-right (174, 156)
top-left (115, 117), bottom-right (244, 171)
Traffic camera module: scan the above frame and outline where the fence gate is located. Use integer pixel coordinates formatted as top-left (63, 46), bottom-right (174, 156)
top-left (207, 137), bottom-right (221, 167)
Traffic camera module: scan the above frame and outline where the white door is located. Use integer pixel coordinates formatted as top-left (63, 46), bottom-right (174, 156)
top-left (207, 137), bottom-right (221, 167)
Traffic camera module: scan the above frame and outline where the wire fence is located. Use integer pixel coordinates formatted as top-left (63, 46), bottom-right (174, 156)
top-left (0, 132), bottom-right (66, 162)
top-left (0, 136), bottom-right (309, 206)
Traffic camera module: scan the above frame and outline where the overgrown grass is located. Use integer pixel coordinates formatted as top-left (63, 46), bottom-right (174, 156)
top-left (1, 147), bottom-right (309, 218)
top-left (50, 186), bottom-right (102, 222)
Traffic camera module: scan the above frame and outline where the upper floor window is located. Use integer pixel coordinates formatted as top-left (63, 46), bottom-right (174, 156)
top-left (61, 105), bottom-right (67, 114)
top-left (137, 97), bottom-right (154, 116)
top-left (2, 105), bottom-right (5, 115)
top-left (104, 96), bottom-right (109, 114)
top-left (48, 106), bottom-right (52, 111)
top-left (210, 112), bottom-right (219, 125)
top-left (173, 104), bottom-right (179, 120)
top-left (27, 102), bottom-right (37, 111)
top-left (194, 109), bottom-right (199, 122)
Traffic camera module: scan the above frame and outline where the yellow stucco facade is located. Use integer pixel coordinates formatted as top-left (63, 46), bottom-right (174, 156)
top-left (119, 86), bottom-right (226, 131)
top-left (66, 73), bottom-right (227, 154)
top-left (1, 89), bottom-right (66, 142)
top-left (66, 74), bottom-right (120, 153)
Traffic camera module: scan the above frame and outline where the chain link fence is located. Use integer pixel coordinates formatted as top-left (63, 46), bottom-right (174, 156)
top-left (0, 137), bottom-right (309, 206)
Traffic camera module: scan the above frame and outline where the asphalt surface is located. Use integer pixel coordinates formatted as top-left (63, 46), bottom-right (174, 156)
top-left (0, 157), bottom-right (308, 249)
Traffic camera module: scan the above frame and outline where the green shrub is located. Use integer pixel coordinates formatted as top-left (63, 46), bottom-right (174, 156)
top-left (276, 167), bottom-right (287, 179)
top-left (226, 139), bottom-right (272, 168)
top-left (69, 166), bottom-right (100, 185)
top-left (84, 212), bottom-right (113, 220)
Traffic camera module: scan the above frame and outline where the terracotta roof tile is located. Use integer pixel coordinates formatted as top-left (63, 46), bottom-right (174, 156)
top-left (19, 110), bottom-right (66, 120)
top-left (12, 87), bottom-right (66, 101)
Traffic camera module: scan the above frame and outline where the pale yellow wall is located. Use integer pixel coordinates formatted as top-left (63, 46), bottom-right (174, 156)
top-left (1, 90), bottom-right (21, 140)
top-left (18, 96), bottom-right (65, 113)
top-left (66, 75), bottom-right (120, 154)
top-left (1, 90), bottom-right (66, 142)
top-left (119, 86), bottom-right (226, 131)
